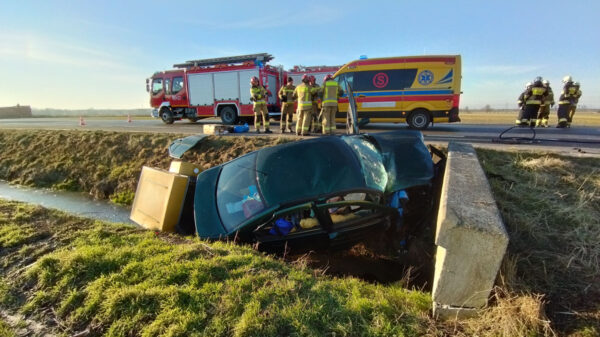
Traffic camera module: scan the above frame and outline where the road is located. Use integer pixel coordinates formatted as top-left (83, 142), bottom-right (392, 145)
top-left (2, 117), bottom-right (600, 156)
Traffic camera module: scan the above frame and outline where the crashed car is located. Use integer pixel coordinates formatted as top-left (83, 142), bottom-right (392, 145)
top-left (191, 130), bottom-right (441, 251)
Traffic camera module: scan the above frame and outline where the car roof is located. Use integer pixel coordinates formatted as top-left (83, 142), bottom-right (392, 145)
top-left (255, 136), bottom-right (367, 206)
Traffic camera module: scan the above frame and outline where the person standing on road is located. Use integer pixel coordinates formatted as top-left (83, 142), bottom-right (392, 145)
top-left (278, 77), bottom-right (296, 133)
top-left (293, 75), bottom-right (316, 136)
top-left (250, 76), bottom-right (272, 133)
top-left (537, 80), bottom-right (554, 127)
top-left (557, 75), bottom-right (577, 128)
top-left (320, 74), bottom-right (343, 135)
top-left (520, 76), bottom-right (547, 127)
top-left (516, 82), bottom-right (532, 126)
top-left (309, 75), bottom-right (321, 133)
top-left (568, 81), bottom-right (582, 127)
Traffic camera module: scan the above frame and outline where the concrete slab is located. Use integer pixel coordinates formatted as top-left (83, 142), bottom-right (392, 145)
top-left (432, 142), bottom-right (509, 312)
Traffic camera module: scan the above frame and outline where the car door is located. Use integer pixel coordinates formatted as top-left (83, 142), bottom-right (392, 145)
top-left (315, 192), bottom-right (394, 248)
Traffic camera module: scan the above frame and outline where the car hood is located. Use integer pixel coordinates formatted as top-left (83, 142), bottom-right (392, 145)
top-left (367, 130), bottom-right (434, 192)
top-left (193, 166), bottom-right (228, 238)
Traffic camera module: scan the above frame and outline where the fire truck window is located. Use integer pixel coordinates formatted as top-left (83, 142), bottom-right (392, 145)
top-left (172, 77), bottom-right (184, 94)
top-left (165, 79), bottom-right (171, 95)
top-left (152, 78), bottom-right (163, 95)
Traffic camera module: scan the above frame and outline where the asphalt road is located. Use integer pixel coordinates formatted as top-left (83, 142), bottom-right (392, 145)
top-left (2, 117), bottom-right (600, 156)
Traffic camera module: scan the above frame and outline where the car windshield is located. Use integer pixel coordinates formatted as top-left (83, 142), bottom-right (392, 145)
top-left (216, 153), bottom-right (266, 232)
top-left (342, 136), bottom-right (387, 191)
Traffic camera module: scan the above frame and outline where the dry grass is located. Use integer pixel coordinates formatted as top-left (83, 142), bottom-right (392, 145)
top-left (477, 150), bottom-right (600, 336)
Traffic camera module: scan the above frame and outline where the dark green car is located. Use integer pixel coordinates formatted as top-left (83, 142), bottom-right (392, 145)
top-left (193, 130), bottom-right (436, 251)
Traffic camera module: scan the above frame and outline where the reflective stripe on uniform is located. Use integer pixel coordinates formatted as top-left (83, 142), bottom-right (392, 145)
top-left (525, 100), bottom-right (541, 104)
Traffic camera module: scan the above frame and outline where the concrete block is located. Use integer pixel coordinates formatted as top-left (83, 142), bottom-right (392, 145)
top-left (432, 142), bottom-right (508, 310)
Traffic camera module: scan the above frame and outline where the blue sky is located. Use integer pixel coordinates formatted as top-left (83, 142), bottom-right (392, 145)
top-left (1, 0), bottom-right (599, 110)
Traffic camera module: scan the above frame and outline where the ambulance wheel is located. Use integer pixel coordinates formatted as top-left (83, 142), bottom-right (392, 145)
top-left (220, 106), bottom-right (238, 125)
top-left (407, 109), bottom-right (431, 130)
top-left (160, 107), bottom-right (174, 124)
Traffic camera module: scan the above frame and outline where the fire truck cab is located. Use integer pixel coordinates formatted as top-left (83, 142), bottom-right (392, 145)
top-left (147, 53), bottom-right (284, 125)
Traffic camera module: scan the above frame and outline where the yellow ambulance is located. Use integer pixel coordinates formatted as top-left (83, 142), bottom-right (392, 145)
top-left (333, 55), bottom-right (462, 129)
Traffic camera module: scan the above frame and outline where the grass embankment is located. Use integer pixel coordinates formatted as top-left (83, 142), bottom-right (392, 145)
top-left (0, 200), bottom-right (432, 336)
top-left (0, 130), bottom-right (292, 205)
top-left (477, 150), bottom-right (600, 336)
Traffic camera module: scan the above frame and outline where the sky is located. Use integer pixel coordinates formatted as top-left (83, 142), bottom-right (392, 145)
top-left (1, 0), bottom-right (599, 110)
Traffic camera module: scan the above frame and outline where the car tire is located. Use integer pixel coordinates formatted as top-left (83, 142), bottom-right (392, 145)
top-left (220, 106), bottom-right (238, 125)
top-left (160, 107), bottom-right (174, 124)
top-left (407, 109), bottom-right (431, 130)
top-left (188, 117), bottom-right (199, 123)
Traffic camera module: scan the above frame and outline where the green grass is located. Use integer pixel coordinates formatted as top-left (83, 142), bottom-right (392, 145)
top-left (0, 200), bottom-right (432, 336)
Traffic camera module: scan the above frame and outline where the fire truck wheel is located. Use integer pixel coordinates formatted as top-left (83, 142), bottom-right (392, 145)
top-left (160, 107), bottom-right (174, 124)
top-left (220, 106), bottom-right (238, 125)
top-left (407, 109), bottom-right (431, 130)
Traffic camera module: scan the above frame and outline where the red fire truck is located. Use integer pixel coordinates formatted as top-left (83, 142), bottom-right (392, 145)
top-left (286, 65), bottom-right (341, 86)
top-left (147, 53), bottom-right (284, 124)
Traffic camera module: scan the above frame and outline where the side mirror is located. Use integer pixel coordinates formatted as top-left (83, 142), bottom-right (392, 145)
top-left (145, 79), bottom-right (150, 93)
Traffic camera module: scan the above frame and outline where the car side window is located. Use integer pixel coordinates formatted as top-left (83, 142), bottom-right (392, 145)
top-left (152, 78), bottom-right (163, 95)
top-left (172, 76), bottom-right (184, 94)
top-left (254, 204), bottom-right (322, 238)
top-left (320, 192), bottom-right (383, 228)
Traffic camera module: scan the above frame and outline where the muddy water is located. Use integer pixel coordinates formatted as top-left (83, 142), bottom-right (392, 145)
top-left (0, 181), bottom-right (134, 224)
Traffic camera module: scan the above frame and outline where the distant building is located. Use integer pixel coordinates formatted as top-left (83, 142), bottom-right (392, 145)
top-left (0, 105), bottom-right (33, 118)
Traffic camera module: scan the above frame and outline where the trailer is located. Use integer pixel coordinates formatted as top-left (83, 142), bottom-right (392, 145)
top-left (147, 53), bottom-right (284, 125)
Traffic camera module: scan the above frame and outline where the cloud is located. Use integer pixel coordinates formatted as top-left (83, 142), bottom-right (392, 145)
top-left (0, 31), bottom-right (140, 72)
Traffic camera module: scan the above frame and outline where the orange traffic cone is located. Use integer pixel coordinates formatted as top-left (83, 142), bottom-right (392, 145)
top-left (127, 113), bottom-right (132, 123)
top-left (79, 116), bottom-right (86, 126)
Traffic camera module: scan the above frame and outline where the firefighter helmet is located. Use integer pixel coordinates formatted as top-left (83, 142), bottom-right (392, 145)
top-left (533, 76), bottom-right (543, 84)
top-left (323, 74), bottom-right (333, 82)
top-left (573, 81), bottom-right (580, 87)
top-left (525, 82), bottom-right (532, 89)
top-left (542, 79), bottom-right (549, 86)
top-left (250, 76), bottom-right (259, 85)
top-left (309, 75), bottom-right (316, 83)
top-left (562, 75), bottom-right (572, 83)
top-left (301, 74), bottom-right (309, 83)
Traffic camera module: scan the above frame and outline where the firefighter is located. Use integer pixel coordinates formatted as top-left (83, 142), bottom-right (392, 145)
top-left (309, 75), bottom-right (321, 133)
top-left (516, 82), bottom-right (532, 126)
top-left (568, 81), bottom-right (582, 127)
top-left (293, 75), bottom-right (316, 136)
top-left (278, 77), bottom-right (296, 133)
top-left (556, 75), bottom-right (576, 128)
top-left (320, 74), bottom-right (343, 135)
top-left (537, 80), bottom-right (554, 127)
top-left (521, 77), bottom-right (547, 127)
top-left (250, 76), bottom-right (272, 133)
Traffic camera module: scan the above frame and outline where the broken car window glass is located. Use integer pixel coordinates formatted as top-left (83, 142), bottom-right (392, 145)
top-left (216, 153), bottom-right (265, 231)
top-left (342, 136), bottom-right (388, 191)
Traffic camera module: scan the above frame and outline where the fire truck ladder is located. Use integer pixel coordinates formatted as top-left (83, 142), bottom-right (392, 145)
top-left (173, 53), bottom-right (274, 68)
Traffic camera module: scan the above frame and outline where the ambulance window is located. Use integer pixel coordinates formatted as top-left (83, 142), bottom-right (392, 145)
top-left (165, 79), bottom-right (171, 95)
top-left (172, 77), bottom-right (184, 94)
top-left (354, 69), bottom-right (418, 91)
top-left (339, 73), bottom-right (354, 91)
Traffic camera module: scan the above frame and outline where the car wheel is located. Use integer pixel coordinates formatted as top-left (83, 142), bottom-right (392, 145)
top-left (407, 109), bottom-right (431, 130)
top-left (160, 107), bottom-right (174, 124)
top-left (220, 106), bottom-right (238, 125)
